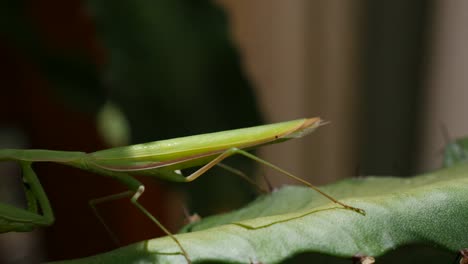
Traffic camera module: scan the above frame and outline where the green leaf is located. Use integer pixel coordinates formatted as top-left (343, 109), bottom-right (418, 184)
top-left (50, 162), bottom-right (468, 264)
top-left (444, 137), bottom-right (468, 167)
top-left (96, 101), bottom-right (131, 147)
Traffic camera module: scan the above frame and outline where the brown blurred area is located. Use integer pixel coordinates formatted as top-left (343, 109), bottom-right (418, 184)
top-left (221, 0), bottom-right (468, 179)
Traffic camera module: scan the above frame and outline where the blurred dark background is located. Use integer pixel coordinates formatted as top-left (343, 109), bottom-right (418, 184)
top-left (1, 0), bottom-right (467, 263)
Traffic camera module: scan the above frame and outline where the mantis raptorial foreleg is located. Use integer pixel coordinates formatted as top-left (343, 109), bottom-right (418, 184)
top-left (21, 162), bottom-right (54, 224)
top-left (185, 148), bottom-right (366, 215)
top-left (0, 162), bottom-right (54, 233)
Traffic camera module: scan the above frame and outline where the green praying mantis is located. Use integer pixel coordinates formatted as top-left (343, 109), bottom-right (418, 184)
top-left (0, 117), bottom-right (365, 263)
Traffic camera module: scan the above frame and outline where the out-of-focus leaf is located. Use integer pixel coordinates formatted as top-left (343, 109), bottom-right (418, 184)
top-left (444, 137), bottom-right (468, 167)
top-left (96, 101), bottom-right (131, 147)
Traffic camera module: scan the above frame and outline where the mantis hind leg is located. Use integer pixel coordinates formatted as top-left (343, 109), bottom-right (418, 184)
top-left (217, 163), bottom-right (277, 193)
top-left (216, 163), bottom-right (267, 194)
top-left (185, 148), bottom-right (365, 215)
top-left (89, 190), bottom-right (134, 245)
top-left (88, 185), bottom-right (192, 263)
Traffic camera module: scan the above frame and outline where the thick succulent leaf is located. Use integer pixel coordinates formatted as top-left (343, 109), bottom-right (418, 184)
top-left (50, 162), bottom-right (468, 264)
